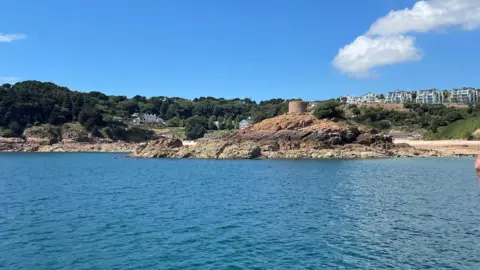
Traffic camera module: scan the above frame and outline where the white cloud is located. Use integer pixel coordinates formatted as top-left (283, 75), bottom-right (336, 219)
top-left (333, 35), bottom-right (421, 78)
top-left (0, 77), bottom-right (20, 84)
top-left (0, 33), bottom-right (27, 43)
top-left (368, 0), bottom-right (480, 36)
top-left (333, 0), bottom-right (480, 77)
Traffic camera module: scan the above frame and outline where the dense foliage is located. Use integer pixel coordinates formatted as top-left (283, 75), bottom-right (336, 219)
top-left (313, 100), bottom-right (343, 119)
top-left (424, 118), bottom-right (480, 140)
top-left (0, 81), bottom-right (291, 139)
top-left (352, 102), bottom-right (479, 135)
top-left (185, 116), bottom-right (207, 140)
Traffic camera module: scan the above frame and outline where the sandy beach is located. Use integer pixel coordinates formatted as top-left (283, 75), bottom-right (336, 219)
top-left (394, 139), bottom-right (480, 155)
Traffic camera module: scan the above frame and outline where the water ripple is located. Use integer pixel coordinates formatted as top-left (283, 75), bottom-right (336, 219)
top-left (0, 154), bottom-right (479, 269)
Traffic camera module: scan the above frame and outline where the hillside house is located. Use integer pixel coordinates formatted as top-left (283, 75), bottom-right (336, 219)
top-left (416, 89), bottom-right (444, 104)
top-left (132, 113), bottom-right (165, 126)
top-left (360, 92), bottom-right (379, 103)
top-left (341, 95), bottom-right (361, 104)
top-left (239, 118), bottom-right (254, 129)
top-left (309, 101), bottom-right (322, 108)
top-left (386, 90), bottom-right (413, 103)
top-left (450, 87), bottom-right (478, 104)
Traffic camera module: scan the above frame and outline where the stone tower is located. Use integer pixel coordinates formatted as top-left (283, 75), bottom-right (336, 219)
top-left (288, 101), bottom-right (308, 114)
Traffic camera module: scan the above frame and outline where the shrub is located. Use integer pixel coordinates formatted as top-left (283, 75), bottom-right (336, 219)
top-left (351, 107), bottom-right (361, 116)
top-left (185, 116), bottom-right (208, 140)
top-left (0, 129), bottom-right (15, 137)
top-left (166, 117), bottom-right (181, 127)
top-left (313, 100), bottom-right (342, 119)
top-left (376, 120), bottom-right (391, 130)
top-left (8, 122), bottom-right (23, 137)
top-left (444, 111), bottom-right (463, 124)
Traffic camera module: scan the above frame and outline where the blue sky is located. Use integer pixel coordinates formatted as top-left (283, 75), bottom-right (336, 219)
top-left (1, 0), bottom-right (480, 101)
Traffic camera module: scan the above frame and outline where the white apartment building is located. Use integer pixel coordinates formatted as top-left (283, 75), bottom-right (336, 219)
top-left (341, 95), bottom-right (361, 104)
top-left (416, 89), bottom-right (444, 104)
top-left (450, 87), bottom-right (478, 104)
top-left (360, 92), bottom-right (379, 103)
top-left (386, 90), bottom-right (413, 103)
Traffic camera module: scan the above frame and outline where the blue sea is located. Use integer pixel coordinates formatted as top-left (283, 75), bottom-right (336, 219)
top-left (0, 153), bottom-right (479, 269)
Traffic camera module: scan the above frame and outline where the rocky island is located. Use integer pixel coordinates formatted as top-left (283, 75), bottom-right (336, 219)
top-left (131, 113), bottom-right (445, 159)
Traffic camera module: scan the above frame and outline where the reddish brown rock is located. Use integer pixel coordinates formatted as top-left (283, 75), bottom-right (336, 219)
top-left (129, 114), bottom-right (453, 159)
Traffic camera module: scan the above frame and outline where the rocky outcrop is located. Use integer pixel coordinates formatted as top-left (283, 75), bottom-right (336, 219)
top-left (61, 124), bottom-right (92, 143)
top-left (218, 141), bottom-right (262, 159)
top-left (0, 138), bottom-right (37, 152)
top-left (130, 114), bottom-right (449, 159)
top-left (23, 125), bottom-right (61, 145)
top-left (0, 124), bottom-right (140, 153)
top-left (131, 138), bottom-right (183, 158)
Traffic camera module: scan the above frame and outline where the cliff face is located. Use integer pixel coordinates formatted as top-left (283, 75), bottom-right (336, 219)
top-left (130, 114), bottom-right (442, 159)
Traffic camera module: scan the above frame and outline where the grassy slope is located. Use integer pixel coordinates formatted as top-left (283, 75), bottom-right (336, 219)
top-left (425, 118), bottom-right (480, 139)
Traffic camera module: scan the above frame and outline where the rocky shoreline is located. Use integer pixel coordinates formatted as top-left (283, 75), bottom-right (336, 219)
top-left (2, 114), bottom-right (477, 159)
top-left (129, 114), bottom-right (471, 159)
top-left (129, 137), bottom-right (465, 159)
top-left (0, 136), bottom-right (474, 158)
top-left (0, 137), bottom-right (140, 153)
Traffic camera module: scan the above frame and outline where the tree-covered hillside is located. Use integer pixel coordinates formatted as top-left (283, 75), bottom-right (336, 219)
top-left (0, 81), bottom-right (291, 139)
top-left (3, 80), bottom-right (479, 141)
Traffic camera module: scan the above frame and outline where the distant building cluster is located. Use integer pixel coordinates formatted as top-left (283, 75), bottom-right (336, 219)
top-left (340, 87), bottom-right (478, 105)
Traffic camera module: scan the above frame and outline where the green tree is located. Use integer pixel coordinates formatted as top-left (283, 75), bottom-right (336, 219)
top-left (208, 115), bottom-right (217, 130)
top-left (234, 116), bottom-right (240, 129)
top-left (217, 116), bottom-right (225, 130)
top-left (443, 90), bottom-right (450, 101)
top-left (78, 106), bottom-right (104, 131)
top-left (166, 117), bottom-right (181, 127)
top-left (185, 116), bottom-right (207, 140)
top-left (376, 120), bottom-right (391, 130)
top-left (467, 105), bottom-right (474, 114)
top-left (225, 116), bottom-right (234, 130)
top-left (8, 121), bottom-right (23, 137)
top-left (313, 100), bottom-right (343, 119)
top-left (351, 107), bottom-right (361, 116)
top-left (444, 111), bottom-right (463, 124)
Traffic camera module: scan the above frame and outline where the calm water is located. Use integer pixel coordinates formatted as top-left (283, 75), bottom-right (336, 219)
top-left (0, 154), bottom-right (479, 269)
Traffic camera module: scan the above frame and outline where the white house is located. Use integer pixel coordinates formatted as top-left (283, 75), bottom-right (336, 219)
top-left (386, 90), bottom-right (413, 103)
top-left (416, 89), bottom-right (444, 104)
top-left (239, 118), bottom-right (254, 129)
top-left (450, 87), bottom-right (478, 104)
top-left (360, 92), bottom-right (379, 103)
top-left (308, 101), bottom-right (322, 108)
top-left (132, 113), bottom-right (165, 126)
top-left (341, 95), bottom-right (361, 105)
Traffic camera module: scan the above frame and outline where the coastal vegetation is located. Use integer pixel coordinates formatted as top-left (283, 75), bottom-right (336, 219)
top-left (423, 118), bottom-right (480, 140)
top-left (313, 100), bottom-right (343, 119)
top-left (347, 102), bottom-right (480, 139)
top-left (0, 81), bottom-right (290, 140)
top-left (2, 80), bottom-right (480, 141)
